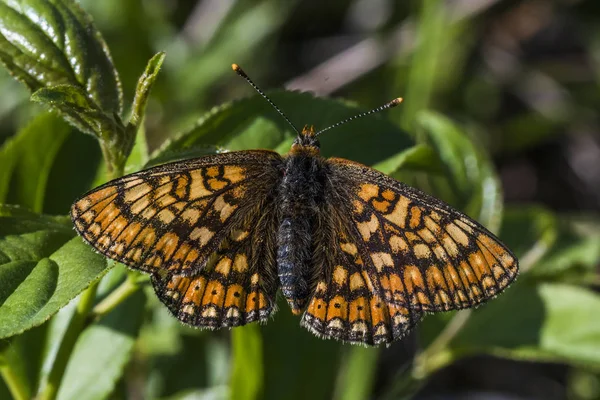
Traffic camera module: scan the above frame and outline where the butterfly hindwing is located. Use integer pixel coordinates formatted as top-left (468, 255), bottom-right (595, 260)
top-left (329, 158), bottom-right (518, 313)
top-left (70, 150), bottom-right (283, 276)
top-left (152, 207), bottom-right (280, 328)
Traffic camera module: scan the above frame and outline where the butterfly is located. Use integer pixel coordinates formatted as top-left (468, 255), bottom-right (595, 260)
top-left (70, 64), bottom-right (518, 346)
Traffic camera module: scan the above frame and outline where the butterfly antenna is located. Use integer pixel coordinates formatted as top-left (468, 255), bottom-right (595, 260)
top-left (232, 64), bottom-right (300, 136)
top-left (315, 97), bottom-right (403, 137)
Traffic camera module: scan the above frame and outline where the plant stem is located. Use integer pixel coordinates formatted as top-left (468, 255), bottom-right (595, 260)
top-left (91, 275), bottom-right (140, 320)
top-left (38, 281), bottom-right (99, 400)
top-left (0, 363), bottom-right (30, 400)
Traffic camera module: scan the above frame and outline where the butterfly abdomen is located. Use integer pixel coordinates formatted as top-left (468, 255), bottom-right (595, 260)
top-left (276, 149), bottom-right (327, 314)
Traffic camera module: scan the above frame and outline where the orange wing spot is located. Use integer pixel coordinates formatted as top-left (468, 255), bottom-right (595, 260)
top-left (388, 273), bottom-right (407, 303)
top-left (349, 272), bottom-right (365, 291)
top-left (370, 252), bottom-right (393, 272)
top-left (184, 276), bottom-right (207, 306)
top-left (224, 284), bottom-right (244, 308)
top-left (446, 222), bottom-right (470, 246)
top-left (95, 202), bottom-right (121, 231)
top-left (341, 242), bottom-right (358, 256)
top-left (357, 214), bottom-right (379, 241)
top-left (441, 234), bottom-right (459, 257)
top-left (418, 228), bottom-right (438, 244)
top-left (153, 182), bottom-right (174, 201)
top-left (416, 292), bottom-right (431, 307)
top-left (442, 263), bottom-right (461, 293)
top-left (207, 178), bottom-right (227, 191)
top-left (213, 195), bottom-right (238, 222)
top-left (403, 265), bottom-right (425, 294)
top-left (413, 243), bottom-right (432, 259)
top-left (181, 208), bottom-right (201, 225)
top-left (202, 280), bottom-right (225, 307)
top-left (174, 174), bottom-right (189, 197)
top-left (102, 215), bottom-right (128, 240)
top-left (223, 166), bottom-right (245, 183)
top-left (214, 257), bottom-right (232, 276)
top-left (124, 182), bottom-right (152, 203)
top-left (327, 296), bottom-right (348, 321)
top-left (349, 296), bottom-right (369, 323)
top-left (84, 186), bottom-right (117, 208)
top-left (307, 297), bottom-right (327, 321)
top-left (424, 215), bottom-right (442, 234)
top-left (190, 227), bottom-right (214, 246)
top-left (454, 218), bottom-right (475, 234)
top-left (389, 235), bottom-right (409, 253)
top-left (405, 231), bottom-right (420, 243)
top-left (153, 233), bottom-right (180, 260)
top-left (460, 260), bottom-right (479, 284)
top-left (130, 195), bottom-right (151, 214)
top-left (432, 244), bottom-right (448, 261)
top-left (426, 266), bottom-right (449, 292)
top-left (182, 248), bottom-right (200, 268)
top-left (381, 189), bottom-right (395, 201)
top-left (156, 208), bottom-right (177, 224)
top-left (155, 194), bottom-right (178, 210)
top-left (369, 297), bottom-right (388, 326)
top-left (352, 199), bottom-right (364, 213)
top-left (245, 291), bottom-right (261, 313)
top-left (384, 197), bottom-right (410, 228)
top-left (357, 183), bottom-right (379, 202)
top-left (372, 199), bottom-right (391, 213)
top-left (409, 206), bottom-right (422, 228)
top-left (206, 166), bottom-right (219, 177)
top-left (231, 229), bottom-right (249, 242)
top-left (170, 243), bottom-right (192, 264)
top-left (139, 205), bottom-right (158, 221)
top-left (492, 265), bottom-right (506, 281)
top-left (187, 172), bottom-right (212, 200)
top-left (233, 254), bottom-right (248, 272)
top-left (333, 266), bottom-right (348, 285)
top-left (469, 250), bottom-right (491, 279)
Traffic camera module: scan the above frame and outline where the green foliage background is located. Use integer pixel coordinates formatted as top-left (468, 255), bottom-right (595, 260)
top-left (0, 1), bottom-right (599, 399)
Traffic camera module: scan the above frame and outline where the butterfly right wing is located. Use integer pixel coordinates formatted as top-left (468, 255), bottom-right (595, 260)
top-left (70, 150), bottom-right (283, 276)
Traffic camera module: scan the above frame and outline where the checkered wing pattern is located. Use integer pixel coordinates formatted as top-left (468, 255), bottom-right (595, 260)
top-left (151, 205), bottom-right (280, 327)
top-left (301, 158), bottom-right (518, 345)
top-left (71, 150), bottom-right (283, 276)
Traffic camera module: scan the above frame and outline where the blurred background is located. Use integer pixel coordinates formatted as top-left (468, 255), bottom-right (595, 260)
top-left (1, 0), bottom-right (599, 399)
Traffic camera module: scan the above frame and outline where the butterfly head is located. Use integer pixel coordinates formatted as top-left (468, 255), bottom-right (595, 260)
top-left (291, 125), bottom-right (320, 153)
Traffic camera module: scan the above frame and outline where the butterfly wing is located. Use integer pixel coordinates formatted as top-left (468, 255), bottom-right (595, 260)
top-left (151, 200), bottom-right (280, 327)
top-left (70, 150), bottom-right (283, 276)
top-left (302, 158), bottom-right (518, 345)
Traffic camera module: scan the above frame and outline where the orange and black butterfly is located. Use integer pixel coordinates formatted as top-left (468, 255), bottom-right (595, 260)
top-left (71, 64), bottom-right (518, 346)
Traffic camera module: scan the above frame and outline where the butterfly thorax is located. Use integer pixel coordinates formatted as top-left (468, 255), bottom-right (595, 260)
top-left (277, 130), bottom-right (327, 314)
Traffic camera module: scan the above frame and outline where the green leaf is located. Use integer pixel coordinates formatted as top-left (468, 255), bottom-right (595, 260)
top-left (55, 284), bottom-right (146, 400)
top-left (415, 110), bottom-right (503, 230)
top-left (31, 84), bottom-right (121, 138)
top-left (0, 0), bottom-right (122, 114)
top-left (152, 91), bottom-right (413, 166)
top-left (372, 144), bottom-right (442, 175)
top-left (127, 51), bottom-right (165, 136)
top-left (230, 325), bottom-right (263, 400)
top-left (500, 205), bottom-right (559, 272)
top-left (0, 207), bottom-right (109, 338)
top-left (334, 347), bottom-right (379, 400)
top-left (0, 112), bottom-right (71, 212)
top-left (529, 215), bottom-right (600, 280)
top-left (449, 281), bottom-right (600, 368)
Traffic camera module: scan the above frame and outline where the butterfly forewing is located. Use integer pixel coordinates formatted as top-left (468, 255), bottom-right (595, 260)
top-left (70, 150), bottom-right (283, 276)
top-left (327, 159), bottom-right (518, 313)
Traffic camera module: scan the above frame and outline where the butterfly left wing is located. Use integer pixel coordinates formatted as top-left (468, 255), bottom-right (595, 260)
top-left (151, 204), bottom-right (280, 328)
top-left (70, 150), bottom-right (283, 275)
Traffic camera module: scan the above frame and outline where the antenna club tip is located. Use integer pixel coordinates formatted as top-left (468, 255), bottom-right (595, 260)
top-left (391, 97), bottom-right (403, 106)
top-left (231, 63), bottom-right (239, 71)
